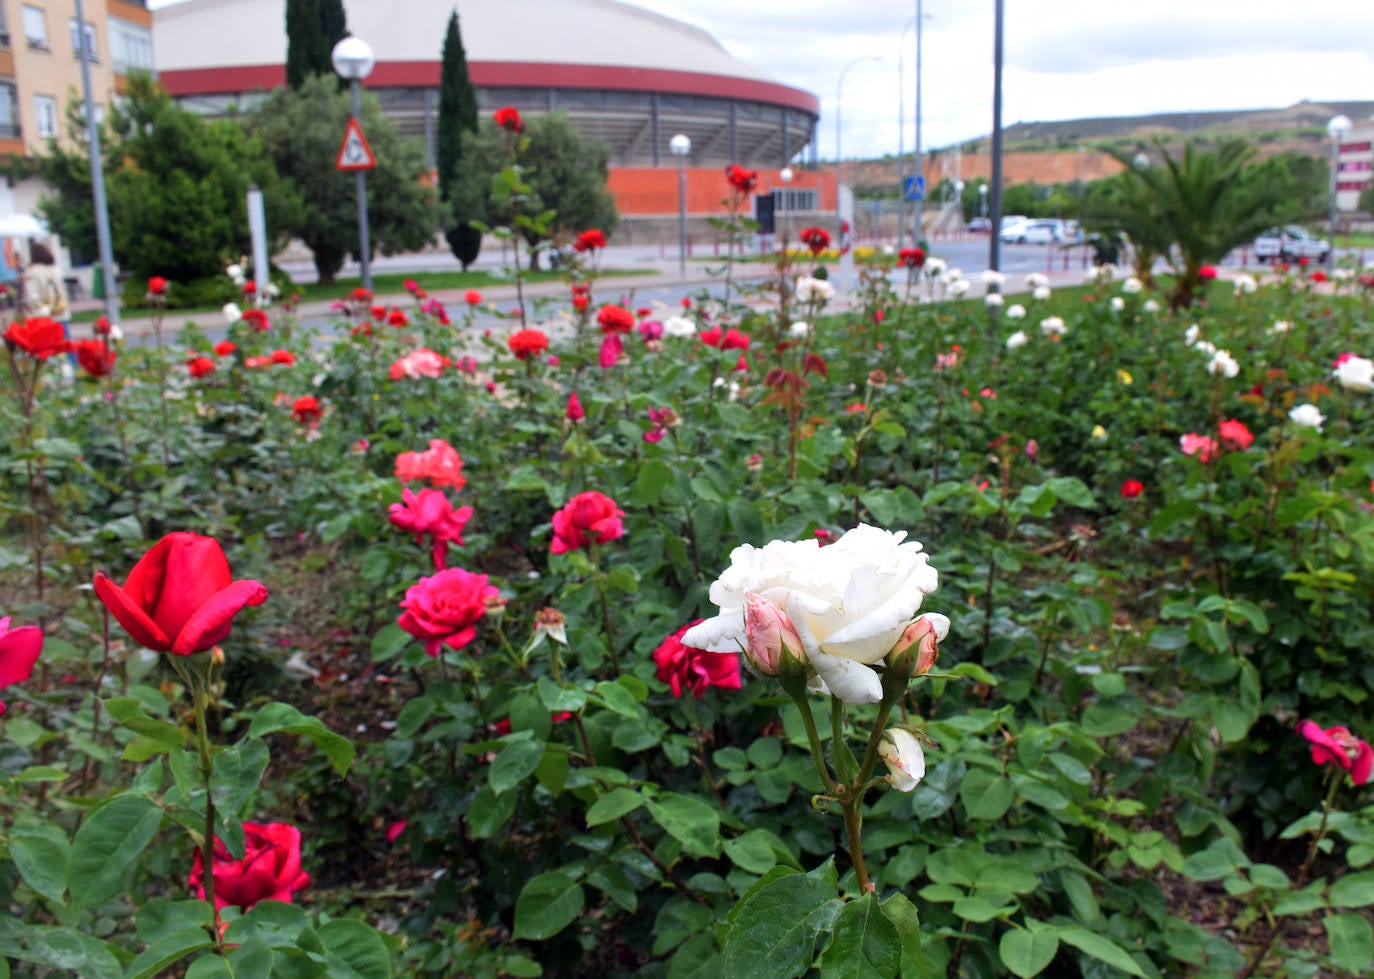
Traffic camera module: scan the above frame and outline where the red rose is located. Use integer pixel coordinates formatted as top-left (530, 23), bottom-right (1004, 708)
top-left (1198, 266), bottom-right (1218, 281)
top-left (244, 356), bottom-right (272, 369)
top-left (214, 341), bottom-right (237, 357)
top-left (4, 318), bottom-right (70, 360)
top-left (1310, 270), bottom-right (1328, 283)
top-left (567, 392), bottom-right (585, 422)
top-left (388, 488), bottom-right (473, 570)
top-left (291, 396), bottom-right (322, 423)
top-left (1120, 479), bottom-right (1144, 499)
top-left (596, 305), bottom-right (635, 334)
top-left (387, 309), bottom-right (409, 327)
top-left (493, 106), bottom-right (524, 132)
top-left (725, 164), bottom-right (757, 195)
top-left (187, 356), bottom-right (215, 379)
top-left (654, 620), bottom-right (742, 699)
top-left (395, 439), bottom-right (466, 489)
top-left (464, 289), bottom-right (483, 305)
top-left (798, 226), bottom-right (831, 255)
top-left (1298, 720), bottom-right (1374, 785)
top-left (550, 491), bottom-right (624, 555)
top-left (403, 278), bottom-right (420, 293)
top-left (270, 349), bottom-right (296, 366)
top-left (93, 532), bottom-right (268, 656)
top-left (572, 294), bottom-right (589, 312)
top-left (0, 615), bottom-right (43, 717)
top-left (1218, 418), bottom-right (1254, 451)
top-left (508, 329), bottom-right (550, 361)
top-left (397, 567), bottom-right (499, 655)
top-left (574, 229), bottom-right (607, 252)
top-left (188, 821), bottom-right (309, 912)
top-left (700, 326), bottom-right (750, 350)
top-left (352, 287), bottom-right (373, 303)
top-left (599, 333), bottom-right (623, 369)
top-left (147, 276), bottom-right (168, 296)
top-left (94, 316), bottom-right (112, 336)
top-left (242, 280), bottom-right (257, 295)
top-left (241, 309), bottom-right (270, 332)
top-left (899, 247), bottom-right (926, 269)
top-left (74, 339), bottom-right (116, 377)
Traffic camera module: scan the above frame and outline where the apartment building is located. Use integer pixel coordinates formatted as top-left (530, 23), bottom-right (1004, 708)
top-left (0, 0), bottom-right (154, 216)
top-left (1335, 125), bottom-right (1374, 213)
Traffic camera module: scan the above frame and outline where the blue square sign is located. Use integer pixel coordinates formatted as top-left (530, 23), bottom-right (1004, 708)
top-left (903, 175), bottom-right (925, 201)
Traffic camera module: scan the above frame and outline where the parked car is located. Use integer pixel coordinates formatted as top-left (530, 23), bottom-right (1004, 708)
top-left (1253, 225), bottom-right (1330, 264)
top-left (966, 217), bottom-right (992, 234)
top-left (1001, 219), bottom-right (1065, 245)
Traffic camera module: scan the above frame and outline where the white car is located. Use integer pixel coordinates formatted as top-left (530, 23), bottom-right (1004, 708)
top-left (1253, 226), bottom-right (1330, 264)
top-left (1001, 219), bottom-right (1064, 245)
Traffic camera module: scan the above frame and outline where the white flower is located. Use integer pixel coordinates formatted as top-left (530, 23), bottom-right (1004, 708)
top-left (794, 275), bottom-right (836, 303)
top-left (1184, 324), bottom-right (1200, 346)
top-left (1032, 285), bottom-right (1052, 302)
top-left (1039, 316), bottom-right (1066, 337)
top-left (878, 728), bottom-right (926, 792)
top-left (663, 316), bottom-right (696, 338)
top-left (924, 257), bottom-right (947, 278)
top-left (1194, 340), bottom-right (1216, 355)
top-left (984, 293), bottom-right (1004, 308)
top-left (222, 302), bottom-right (243, 324)
top-left (1207, 349), bottom-right (1239, 378)
top-left (1005, 304), bottom-right (1026, 320)
top-left (108, 324), bottom-right (124, 341)
top-left (1288, 403), bottom-right (1325, 430)
top-left (1271, 320), bottom-right (1291, 333)
top-left (1334, 268), bottom-right (1353, 282)
top-left (1232, 274), bottom-right (1257, 295)
top-left (789, 320), bottom-right (812, 338)
top-left (1142, 299), bottom-right (1160, 313)
top-left (1334, 355), bottom-right (1374, 393)
top-left (1110, 297), bottom-right (1125, 312)
top-left (682, 525), bottom-right (945, 705)
top-left (943, 267), bottom-right (964, 284)
top-left (226, 263), bottom-right (244, 283)
top-left (1006, 330), bottom-right (1029, 350)
top-left (948, 278), bottom-right (970, 298)
top-left (1024, 272), bottom-right (1050, 290)
top-left (881, 245), bottom-right (895, 257)
top-left (983, 270), bottom-right (1006, 289)
top-left (1122, 277), bottom-right (1143, 294)
top-left (265, 282), bottom-right (281, 298)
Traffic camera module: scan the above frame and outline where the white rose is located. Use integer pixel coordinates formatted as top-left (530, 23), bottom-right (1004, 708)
top-left (1005, 304), bottom-right (1026, 320)
top-left (1024, 272), bottom-right (1049, 290)
top-left (924, 257), bottom-right (947, 278)
top-left (789, 320), bottom-right (812, 338)
top-left (1142, 299), bottom-right (1160, 313)
top-left (1288, 403), bottom-right (1325, 430)
top-left (983, 270), bottom-right (1006, 289)
top-left (984, 293), bottom-right (1004, 308)
top-left (663, 316), bottom-right (697, 338)
top-left (1040, 316), bottom-right (1066, 336)
top-left (1110, 297), bottom-right (1125, 312)
top-left (794, 276), bottom-right (836, 303)
top-left (1271, 320), bottom-right (1291, 333)
top-left (1032, 285), bottom-right (1052, 302)
top-left (1006, 330), bottom-right (1028, 350)
top-left (682, 525), bottom-right (945, 704)
top-left (1207, 349), bottom-right (1239, 378)
top-left (879, 728), bottom-right (926, 791)
top-left (1122, 277), bottom-right (1143, 294)
top-left (1184, 324), bottom-right (1200, 346)
top-left (226, 263), bottom-right (244, 282)
top-left (1334, 355), bottom-right (1374, 393)
top-left (1233, 274), bottom-right (1257, 295)
top-left (949, 279), bottom-right (970, 298)
top-left (222, 302), bottom-right (243, 324)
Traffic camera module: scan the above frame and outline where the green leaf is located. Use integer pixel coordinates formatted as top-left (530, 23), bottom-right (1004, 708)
top-left (248, 701), bottom-right (355, 775)
top-left (817, 892), bottom-right (902, 979)
top-left (370, 622), bottom-right (414, 662)
top-left (317, 919), bottom-right (392, 978)
top-left (1058, 927), bottom-right (1146, 977)
top-left (210, 738), bottom-right (270, 819)
top-left (105, 697), bottom-right (187, 761)
top-left (723, 873), bottom-right (842, 979)
top-left (537, 676), bottom-right (586, 712)
top-left (961, 769), bottom-right (1013, 821)
top-left (591, 681), bottom-right (640, 717)
top-left (1274, 880), bottom-right (1328, 916)
top-left (999, 925), bottom-right (1059, 978)
top-left (9, 825), bottom-right (70, 904)
top-left (878, 892), bottom-right (922, 978)
top-left (226, 938), bottom-right (276, 975)
top-left (68, 794), bottom-right (163, 909)
top-left (724, 828), bottom-right (797, 875)
top-left (647, 792), bottom-right (721, 859)
top-left (466, 784), bottom-right (518, 839)
top-left (1182, 840), bottom-right (1250, 882)
top-left (489, 736), bottom-right (546, 796)
top-left (667, 931), bottom-right (723, 979)
top-left (585, 787), bottom-right (646, 826)
top-left (1325, 912), bottom-right (1374, 972)
top-left (1329, 871), bottom-right (1374, 909)
top-left (126, 930), bottom-right (215, 979)
top-left (135, 898), bottom-right (214, 943)
top-left (513, 872), bottom-right (585, 941)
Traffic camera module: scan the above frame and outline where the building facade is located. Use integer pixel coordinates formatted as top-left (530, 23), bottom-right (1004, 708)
top-left (1335, 126), bottom-right (1373, 213)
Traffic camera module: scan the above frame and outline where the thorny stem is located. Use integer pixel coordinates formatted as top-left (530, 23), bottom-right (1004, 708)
top-left (1297, 770), bottom-right (1343, 887)
top-left (589, 544), bottom-right (621, 672)
top-left (150, 307), bottom-right (172, 470)
top-left (786, 688), bottom-right (838, 795)
top-left (177, 661), bottom-right (225, 954)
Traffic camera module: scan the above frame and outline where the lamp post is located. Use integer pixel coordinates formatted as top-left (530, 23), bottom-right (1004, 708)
top-left (1327, 113), bottom-right (1352, 271)
top-left (73, 0), bottom-right (117, 323)
top-left (835, 55), bottom-right (881, 248)
top-left (332, 36), bottom-right (376, 291)
top-left (779, 166), bottom-right (794, 251)
top-left (670, 133), bottom-right (691, 279)
top-left (979, 183), bottom-right (988, 220)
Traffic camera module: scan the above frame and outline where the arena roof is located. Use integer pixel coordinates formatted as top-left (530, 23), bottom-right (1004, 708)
top-left (155, 0), bottom-right (819, 168)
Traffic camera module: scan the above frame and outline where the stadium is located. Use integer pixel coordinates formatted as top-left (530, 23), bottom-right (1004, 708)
top-left (153, 0), bottom-right (827, 241)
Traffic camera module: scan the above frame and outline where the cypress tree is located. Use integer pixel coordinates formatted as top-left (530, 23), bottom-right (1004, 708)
top-left (437, 10), bottom-right (483, 268)
top-left (318, 0), bottom-right (349, 67)
top-left (284, 0), bottom-right (322, 90)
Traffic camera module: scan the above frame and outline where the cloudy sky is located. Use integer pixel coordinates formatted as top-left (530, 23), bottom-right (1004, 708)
top-left (149, 1), bottom-right (1374, 160)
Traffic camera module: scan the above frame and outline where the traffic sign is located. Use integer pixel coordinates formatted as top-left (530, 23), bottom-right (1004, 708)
top-left (335, 117), bottom-right (376, 171)
top-left (903, 175), bottom-right (925, 201)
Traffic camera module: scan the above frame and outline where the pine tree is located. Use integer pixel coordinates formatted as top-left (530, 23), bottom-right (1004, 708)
top-left (317, 0), bottom-right (349, 66)
top-left (285, 0), bottom-right (322, 90)
top-left (437, 11), bottom-right (483, 268)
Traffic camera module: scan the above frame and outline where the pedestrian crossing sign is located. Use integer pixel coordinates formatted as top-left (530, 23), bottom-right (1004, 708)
top-left (335, 118), bottom-right (376, 171)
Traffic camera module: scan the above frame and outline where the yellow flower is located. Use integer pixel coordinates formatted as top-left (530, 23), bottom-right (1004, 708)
top-left (1091, 424), bottom-right (1107, 441)
top-left (1117, 369), bottom-right (1133, 385)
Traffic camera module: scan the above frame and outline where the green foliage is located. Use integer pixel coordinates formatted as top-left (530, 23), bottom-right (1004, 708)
top-left (437, 10), bottom-right (482, 268)
top-left (247, 75), bottom-right (440, 285)
top-left (285, 0), bottom-right (348, 90)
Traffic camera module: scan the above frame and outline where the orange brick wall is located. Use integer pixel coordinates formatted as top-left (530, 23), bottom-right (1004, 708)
top-left (608, 167), bottom-right (833, 216)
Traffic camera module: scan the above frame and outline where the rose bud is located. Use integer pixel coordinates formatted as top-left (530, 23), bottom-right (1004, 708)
top-left (878, 728), bottom-right (926, 792)
top-left (887, 613), bottom-right (949, 678)
top-left (743, 592), bottom-right (804, 677)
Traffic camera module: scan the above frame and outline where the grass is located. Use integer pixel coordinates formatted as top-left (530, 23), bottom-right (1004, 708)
top-left (1335, 233), bottom-right (1374, 249)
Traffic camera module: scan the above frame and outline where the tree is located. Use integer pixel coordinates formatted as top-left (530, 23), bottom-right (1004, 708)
top-left (437, 11), bottom-right (481, 269)
top-left (285, 0), bottom-right (348, 89)
top-left (248, 75), bottom-right (440, 285)
top-left (24, 74), bottom-right (299, 284)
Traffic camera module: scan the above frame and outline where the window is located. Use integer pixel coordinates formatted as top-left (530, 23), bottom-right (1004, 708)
top-left (109, 18), bottom-right (153, 74)
top-left (0, 5), bottom-right (10, 47)
top-left (773, 188), bottom-right (818, 212)
top-left (69, 19), bottom-right (97, 60)
top-left (21, 5), bottom-right (47, 49)
top-left (34, 94), bottom-right (56, 139)
top-left (0, 84), bottom-right (18, 138)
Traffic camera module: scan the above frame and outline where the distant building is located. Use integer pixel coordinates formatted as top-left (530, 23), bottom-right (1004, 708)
top-left (153, 0), bottom-right (826, 241)
top-left (1335, 127), bottom-right (1373, 212)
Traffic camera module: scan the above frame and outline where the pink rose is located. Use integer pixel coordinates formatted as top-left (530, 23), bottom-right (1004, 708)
top-left (397, 568), bottom-right (499, 656)
top-left (388, 488), bottom-right (474, 570)
top-left (550, 492), bottom-right (624, 555)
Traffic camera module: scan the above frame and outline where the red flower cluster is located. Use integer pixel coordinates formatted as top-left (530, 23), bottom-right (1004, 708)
top-left (389, 488), bottom-right (474, 570)
top-left (4, 318), bottom-right (70, 360)
top-left (187, 355), bottom-right (215, 379)
top-left (189, 821), bottom-right (309, 913)
top-left (93, 533), bottom-right (268, 657)
top-left (1298, 720), bottom-right (1374, 785)
top-left (397, 567), bottom-right (499, 656)
top-left (550, 491), bottom-right (624, 555)
top-left (725, 164), bottom-right (757, 195)
top-left (700, 325), bottom-right (750, 350)
top-left (74, 339), bottom-right (116, 377)
top-left (1218, 418), bottom-right (1254, 451)
top-left (242, 309), bottom-right (270, 332)
top-left (494, 106), bottom-right (524, 133)
top-left (653, 621), bottom-right (742, 699)
top-left (291, 396), bottom-right (322, 424)
top-left (509, 328), bottom-right (550, 360)
top-left (573, 229), bottom-right (607, 252)
top-left (596, 304), bottom-right (635, 334)
top-left (899, 247), bottom-right (926, 269)
top-left (798, 226), bottom-right (831, 255)
top-left (387, 309), bottom-right (410, 327)
top-left (1179, 433), bottom-right (1219, 463)
top-left (395, 439), bottom-right (466, 489)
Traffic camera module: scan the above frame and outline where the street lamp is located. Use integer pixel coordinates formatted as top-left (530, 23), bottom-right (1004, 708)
top-left (978, 183), bottom-right (988, 219)
top-left (332, 36), bottom-right (376, 291)
top-left (1327, 113), bottom-right (1352, 270)
top-left (779, 166), bottom-right (794, 251)
top-left (835, 55), bottom-right (881, 248)
top-left (670, 133), bottom-right (691, 279)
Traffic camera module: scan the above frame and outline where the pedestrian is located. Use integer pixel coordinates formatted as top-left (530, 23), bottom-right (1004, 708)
top-left (21, 242), bottom-right (74, 368)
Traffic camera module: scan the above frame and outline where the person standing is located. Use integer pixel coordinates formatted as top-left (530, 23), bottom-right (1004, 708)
top-left (20, 243), bottom-right (74, 368)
